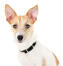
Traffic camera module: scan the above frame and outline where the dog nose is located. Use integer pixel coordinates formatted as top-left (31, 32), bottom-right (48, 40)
top-left (17, 35), bottom-right (23, 41)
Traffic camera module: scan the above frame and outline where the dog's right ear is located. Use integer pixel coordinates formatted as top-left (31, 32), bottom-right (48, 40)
top-left (5, 4), bottom-right (17, 24)
top-left (26, 5), bottom-right (38, 24)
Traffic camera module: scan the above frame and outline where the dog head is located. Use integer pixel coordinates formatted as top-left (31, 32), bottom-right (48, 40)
top-left (5, 4), bottom-right (38, 43)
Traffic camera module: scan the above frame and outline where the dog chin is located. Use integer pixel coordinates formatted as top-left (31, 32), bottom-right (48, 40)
top-left (17, 40), bottom-right (23, 43)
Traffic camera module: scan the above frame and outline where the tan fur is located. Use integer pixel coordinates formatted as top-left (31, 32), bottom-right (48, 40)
top-left (42, 58), bottom-right (46, 66)
top-left (53, 53), bottom-right (59, 66)
top-left (18, 16), bottom-right (21, 22)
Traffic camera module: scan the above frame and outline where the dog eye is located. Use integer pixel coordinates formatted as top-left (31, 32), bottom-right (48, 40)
top-left (13, 24), bottom-right (17, 29)
top-left (25, 24), bottom-right (30, 29)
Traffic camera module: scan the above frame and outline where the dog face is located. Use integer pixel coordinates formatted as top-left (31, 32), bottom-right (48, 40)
top-left (5, 4), bottom-right (38, 43)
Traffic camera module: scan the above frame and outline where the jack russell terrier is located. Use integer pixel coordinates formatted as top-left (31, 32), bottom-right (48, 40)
top-left (5, 4), bottom-right (60, 66)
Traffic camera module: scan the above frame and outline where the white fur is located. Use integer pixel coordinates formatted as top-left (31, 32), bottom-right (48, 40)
top-left (16, 33), bottom-right (59, 66)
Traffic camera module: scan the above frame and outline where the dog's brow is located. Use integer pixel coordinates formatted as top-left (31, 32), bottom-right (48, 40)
top-left (19, 16), bottom-right (21, 22)
top-left (21, 17), bottom-right (23, 24)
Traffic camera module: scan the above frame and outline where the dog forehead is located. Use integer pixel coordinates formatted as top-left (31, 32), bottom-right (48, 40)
top-left (19, 16), bottom-right (32, 25)
top-left (20, 16), bottom-right (28, 24)
top-left (21, 16), bottom-right (23, 24)
top-left (18, 16), bottom-right (21, 22)
top-left (18, 16), bottom-right (24, 25)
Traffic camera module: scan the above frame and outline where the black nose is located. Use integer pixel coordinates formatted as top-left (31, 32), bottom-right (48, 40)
top-left (17, 35), bottom-right (23, 41)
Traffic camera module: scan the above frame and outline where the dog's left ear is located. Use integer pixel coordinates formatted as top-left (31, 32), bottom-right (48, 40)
top-left (26, 5), bottom-right (38, 24)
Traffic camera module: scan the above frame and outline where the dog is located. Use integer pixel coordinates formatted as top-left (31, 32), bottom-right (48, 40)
top-left (5, 4), bottom-right (60, 66)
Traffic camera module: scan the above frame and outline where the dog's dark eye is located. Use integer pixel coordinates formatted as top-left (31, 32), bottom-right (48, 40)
top-left (13, 24), bottom-right (17, 29)
top-left (25, 24), bottom-right (30, 29)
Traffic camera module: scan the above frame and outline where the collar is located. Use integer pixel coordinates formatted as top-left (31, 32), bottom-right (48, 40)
top-left (20, 42), bottom-right (36, 54)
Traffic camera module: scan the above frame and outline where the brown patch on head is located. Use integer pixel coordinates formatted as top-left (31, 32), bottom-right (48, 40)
top-left (53, 53), bottom-right (59, 66)
top-left (42, 58), bottom-right (46, 66)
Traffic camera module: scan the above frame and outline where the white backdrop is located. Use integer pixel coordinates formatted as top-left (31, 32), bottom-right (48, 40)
top-left (0, 0), bottom-right (63, 66)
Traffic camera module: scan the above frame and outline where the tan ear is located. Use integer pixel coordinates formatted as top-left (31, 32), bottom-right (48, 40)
top-left (26, 5), bottom-right (38, 24)
top-left (5, 4), bottom-right (17, 24)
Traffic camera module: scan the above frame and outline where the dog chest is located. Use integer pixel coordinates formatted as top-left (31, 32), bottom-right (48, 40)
top-left (18, 44), bottom-right (43, 66)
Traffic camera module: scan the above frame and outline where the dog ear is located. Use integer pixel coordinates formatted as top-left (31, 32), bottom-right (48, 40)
top-left (5, 4), bottom-right (17, 24)
top-left (26, 5), bottom-right (38, 24)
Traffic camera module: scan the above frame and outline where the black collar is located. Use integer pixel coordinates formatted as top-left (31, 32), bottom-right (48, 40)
top-left (20, 42), bottom-right (36, 54)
